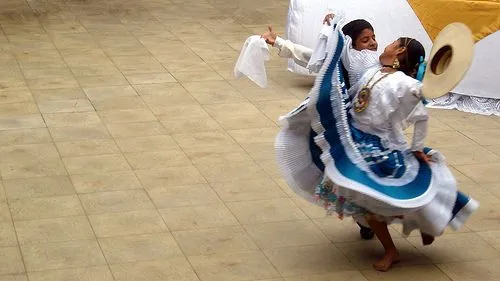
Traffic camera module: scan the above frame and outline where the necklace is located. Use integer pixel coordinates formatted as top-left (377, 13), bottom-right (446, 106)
top-left (353, 71), bottom-right (390, 113)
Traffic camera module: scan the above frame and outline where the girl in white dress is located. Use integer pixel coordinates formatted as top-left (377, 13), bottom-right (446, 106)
top-left (275, 23), bottom-right (478, 272)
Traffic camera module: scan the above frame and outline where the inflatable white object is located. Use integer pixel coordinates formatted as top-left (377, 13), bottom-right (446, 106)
top-left (285, 0), bottom-right (500, 114)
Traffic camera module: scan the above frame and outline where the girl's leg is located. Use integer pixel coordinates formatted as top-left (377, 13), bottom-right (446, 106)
top-left (366, 215), bottom-right (401, 272)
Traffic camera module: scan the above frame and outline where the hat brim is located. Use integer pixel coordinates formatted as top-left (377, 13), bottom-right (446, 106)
top-left (422, 23), bottom-right (474, 99)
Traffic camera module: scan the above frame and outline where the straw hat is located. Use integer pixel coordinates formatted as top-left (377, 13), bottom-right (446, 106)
top-left (422, 23), bottom-right (475, 99)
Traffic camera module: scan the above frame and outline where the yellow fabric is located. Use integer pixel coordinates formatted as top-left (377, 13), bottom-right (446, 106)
top-left (408, 0), bottom-right (500, 41)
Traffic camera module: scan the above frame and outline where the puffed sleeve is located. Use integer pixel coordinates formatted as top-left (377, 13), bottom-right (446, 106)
top-left (274, 37), bottom-right (313, 68)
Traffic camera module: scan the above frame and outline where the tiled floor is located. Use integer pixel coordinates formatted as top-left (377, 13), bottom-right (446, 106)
top-left (0, 0), bottom-right (499, 280)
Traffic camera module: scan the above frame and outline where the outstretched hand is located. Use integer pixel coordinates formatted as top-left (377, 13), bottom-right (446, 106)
top-left (261, 25), bottom-right (277, 46)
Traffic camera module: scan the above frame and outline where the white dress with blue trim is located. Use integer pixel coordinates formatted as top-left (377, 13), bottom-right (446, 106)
top-left (275, 24), bottom-right (479, 236)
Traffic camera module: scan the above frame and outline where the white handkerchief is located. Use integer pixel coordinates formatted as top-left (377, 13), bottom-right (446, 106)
top-left (234, 35), bottom-right (270, 88)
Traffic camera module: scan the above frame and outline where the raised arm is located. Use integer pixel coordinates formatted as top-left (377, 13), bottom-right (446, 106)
top-left (261, 25), bottom-right (313, 68)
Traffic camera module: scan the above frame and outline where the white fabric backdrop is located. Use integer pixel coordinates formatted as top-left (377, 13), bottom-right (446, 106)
top-left (286, 0), bottom-right (500, 101)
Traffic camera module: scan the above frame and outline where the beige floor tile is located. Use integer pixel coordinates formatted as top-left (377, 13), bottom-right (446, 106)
top-left (32, 88), bottom-right (87, 101)
top-left (211, 179), bottom-right (286, 202)
top-left (361, 265), bottom-right (451, 281)
top-left (171, 71), bottom-right (224, 83)
top-left (253, 99), bottom-right (302, 122)
top-left (245, 220), bottom-right (330, 249)
top-left (159, 203), bottom-right (239, 231)
top-left (264, 244), bottom-right (355, 277)
top-left (437, 259), bottom-right (500, 281)
top-left (448, 166), bottom-right (474, 184)
top-left (136, 166), bottom-right (206, 188)
top-left (259, 159), bottom-right (282, 178)
top-left (80, 189), bottom-right (154, 215)
top-left (173, 131), bottom-right (236, 149)
top-left (56, 139), bottom-right (120, 157)
top-left (0, 114), bottom-right (46, 130)
top-left (37, 99), bottom-right (94, 113)
top-left (160, 117), bottom-right (225, 134)
top-left (3, 176), bottom-right (75, 199)
top-left (454, 163), bottom-right (500, 184)
top-left (0, 103), bottom-right (39, 117)
top-left (183, 144), bottom-right (253, 165)
top-left (147, 184), bottom-right (220, 208)
top-left (204, 103), bottom-right (276, 130)
top-left (0, 128), bottom-right (51, 146)
top-left (0, 275), bottom-right (28, 281)
top-left (0, 222), bottom-right (17, 247)
top-left (437, 145), bottom-right (500, 165)
top-left (183, 81), bottom-right (247, 104)
top-left (407, 233), bottom-right (500, 263)
top-left (23, 68), bottom-right (79, 90)
top-left (188, 250), bottom-right (280, 281)
top-left (76, 74), bottom-right (129, 88)
top-left (0, 88), bottom-right (33, 104)
top-left (228, 127), bottom-right (280, 144)
top-left (98, 109), bottom-right (157, 124)
top-left (141, 97), bottom-right (199, 116)
top-left (91, 96), bottom-right (147, 111)
top-left (63, 154), bottom-right (130, 174)
top-left (438, 113), bottom-right (500, 131)
top-left (227, 198), bottom-right (307, 224)
top-left (15, 216), bottom-right (94, 244)
top-left (125, 149), bottom-right (191, 170)
top-left (9, 195), bottom-right (84, 221)
top-left (111, 55), bottom-right (165, 75)
top-left (125, 72), bottom-right (176, 85)
top-left (99, 233), bottom-right (183, 264)
top-left (21, 239), bottom-right (106, 271)
top-left (461, 129), bottom-right (500, 146)
top-left (425, 131), bottom-right (478, 148)
top-left (337, 238), bottom-right (432, 269)
top-left (43, 112), bottom-right (102, 127)
top-left (487, 145), bottom-right (500, 156)
top-left (133, 82), bottom-right (188, 97)
top-left (462, 196), bottom-right (500, 231)
top-left (110, 257), bottom-right (199, 281)
top-left (154, 104), bottom-right (210, 120)
top-left (28, 266), bottom-right (114, 281)
top-left (196, 161), bottom-right (268, 183)
top-left (284, 271), bottom-right (368, 281)
top-left (49, 125), bottom-right (111, 142)
top-left (89, 210), bottom-right (168, 238)
top-left (71, 171), bottom-right (142, 194)
top-left (0, 202), bottom-right (12, 222)
top-left (173, 226), bottom-right (258, 256)
top-left (0, 247), bottom-right (25, 275)
top-left (477, 230), bottom-right (500, 251)
top-left (241, 142), bottom-right (276, 160)
top-left (115, 135), bottom-right (179, 152)
top-left (71, 64), bottom-right (121, 77)
top-left (0, 143), bottom-right (59, 159)
top-left (106, 121), bottom-right (166, 138)
top-left (83, 85), bottom-right (138, 100)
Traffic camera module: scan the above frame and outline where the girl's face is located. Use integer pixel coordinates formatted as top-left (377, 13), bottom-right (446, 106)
top-left (354, 28), bottom-right (378, 52)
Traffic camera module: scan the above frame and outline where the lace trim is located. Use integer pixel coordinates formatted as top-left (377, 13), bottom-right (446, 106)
top-left (428, 93), bottom-right (500, 116)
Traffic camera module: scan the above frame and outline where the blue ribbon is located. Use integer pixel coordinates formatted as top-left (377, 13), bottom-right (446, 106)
top-left (416, 56), bottom-right (428, 105)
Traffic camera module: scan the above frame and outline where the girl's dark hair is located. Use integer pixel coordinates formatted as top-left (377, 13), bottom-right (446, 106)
top-left (342, 19), bottom-right (374, 47)
top-left (397, 37), bottom-right (425, 78)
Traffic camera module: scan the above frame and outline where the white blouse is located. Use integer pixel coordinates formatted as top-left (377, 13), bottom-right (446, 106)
top-left (349, 68), bottom-right (428, 152)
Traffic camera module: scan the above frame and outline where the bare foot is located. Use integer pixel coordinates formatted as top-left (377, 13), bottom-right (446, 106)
top-left (421, 233), bottom-right (435, 246)
top-left (373, 249), bottom-right (401, 272)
